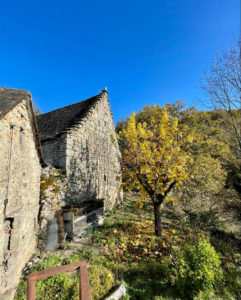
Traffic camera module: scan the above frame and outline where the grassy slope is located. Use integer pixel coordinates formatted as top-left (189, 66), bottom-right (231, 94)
top-left (86, 192), bottom-right (241, 299)
top-left (15, 192), bottom-right (241, 300)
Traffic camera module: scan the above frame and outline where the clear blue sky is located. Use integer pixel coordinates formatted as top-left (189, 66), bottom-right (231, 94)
top-left (0, 0), bottom-right (240, 122)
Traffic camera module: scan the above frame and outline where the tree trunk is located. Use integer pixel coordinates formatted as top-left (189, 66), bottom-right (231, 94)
top-left (154, 202), bottom-right (162, 237)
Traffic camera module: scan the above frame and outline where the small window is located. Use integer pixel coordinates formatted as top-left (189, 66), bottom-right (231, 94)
top-left (104, 175), bottom-right (107, 181)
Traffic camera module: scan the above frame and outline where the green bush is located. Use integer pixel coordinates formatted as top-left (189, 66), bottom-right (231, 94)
top-left (176, 236), bottom-right (223, 299)
top-left (88, 264), bottom-right (114, 300)
top-left (31, 254), bottom-right (62, 272)
top-left (14, 255), bottom-right (114, 300)
top-left (15, 271), bottom-right (78, 300)
top-left (14, 280), bottom-right (27, 300)
top-left (35, 273), bottom-right (78, 300)
top-left (14, 255), bottom-right (78, 300)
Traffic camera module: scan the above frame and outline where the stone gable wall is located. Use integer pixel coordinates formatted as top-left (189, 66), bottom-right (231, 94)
top-left (0, 101), bottom-right (41, 299)
top-left (40, 134), bottom-right (67, 168)
top-left (65, 93), bottom-right (123, 208)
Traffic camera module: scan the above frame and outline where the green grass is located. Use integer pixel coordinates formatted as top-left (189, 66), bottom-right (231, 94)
top-left (87, 193), bottom-right (241, 299)
top-left (15, 192), bottom-right (241, 299)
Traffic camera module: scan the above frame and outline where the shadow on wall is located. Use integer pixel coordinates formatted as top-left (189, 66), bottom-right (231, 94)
top-left (66, 144), bottom-right (99, 205)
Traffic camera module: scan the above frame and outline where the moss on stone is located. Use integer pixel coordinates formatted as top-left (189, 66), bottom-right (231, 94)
top-left (40, 168), bottom-right (67, 200)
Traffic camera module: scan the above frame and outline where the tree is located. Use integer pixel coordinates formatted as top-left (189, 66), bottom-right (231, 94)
top-left (201, 42), bottom-right (241, 159)
top-left (175, 109), bottom-right (234, 223)
top-left (118, 105), bottom-right (193, 237)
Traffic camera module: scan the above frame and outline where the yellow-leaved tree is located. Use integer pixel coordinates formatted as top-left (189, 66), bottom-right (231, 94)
top-left (118, 105), bottom-right (193, 237)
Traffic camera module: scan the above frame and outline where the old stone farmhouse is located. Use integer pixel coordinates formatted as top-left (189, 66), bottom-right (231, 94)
top-left (0, 88), bottom-right (44, 299)
top-left (0, 87), bottom-right (122, 299)
top-left (37, 89), bottom-right (122, 209)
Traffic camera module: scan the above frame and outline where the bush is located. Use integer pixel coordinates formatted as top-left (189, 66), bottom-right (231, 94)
top-left (15, 255), bottom-right (114, 300)
top-left (176, 236), bottom-right (223, 299)
top-left (14, 255), bottom-right (78, 300)
top-left (35, 273), bottom-right (78, 300)
top-left (31, 254), bottom-right (62, 272)
top-left (15, 271), bottom-right (78, 300)
top-left (88, 264), bottom-right (114, 300)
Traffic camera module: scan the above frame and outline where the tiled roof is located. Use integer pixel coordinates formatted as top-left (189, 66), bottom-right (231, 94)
top-left (0, 87), bottom-right (32, 120)
top-left (37, 91), bottom-right (107, 140)
top-left (0, 87), bottom-right (45, 166)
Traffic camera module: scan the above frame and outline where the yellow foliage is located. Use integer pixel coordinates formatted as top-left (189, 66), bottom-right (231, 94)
top-left (134, 199), bottom-right (144, 208)
top-left (118, 105), bottom-right (193, 203)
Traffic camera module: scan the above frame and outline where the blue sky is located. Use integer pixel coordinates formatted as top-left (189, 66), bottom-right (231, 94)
top-left (0, 0), bottom-right (240, 122)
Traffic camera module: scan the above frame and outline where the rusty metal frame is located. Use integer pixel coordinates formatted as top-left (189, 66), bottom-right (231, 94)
top-left (27, 261), bottom-right (91, 300)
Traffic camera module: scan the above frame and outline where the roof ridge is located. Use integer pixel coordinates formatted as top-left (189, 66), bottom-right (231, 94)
top-left (62, 92), bottom-right (107, 132)
top-left (0, 87), bottom-right (45, 166)
top-left (0, 87), bottom-right (31, 120)
top-left (0, 87), bottom-right (31, 95)
top-left (38, 91), bottom-right (106, 117)
top-left (37, 90), bottom-right (108, 140)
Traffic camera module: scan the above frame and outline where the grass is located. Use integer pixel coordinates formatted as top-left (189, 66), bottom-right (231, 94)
top-left (15, 192), bottom-right (241, 299)
top-left (86, 192), bottom-right (241, 299)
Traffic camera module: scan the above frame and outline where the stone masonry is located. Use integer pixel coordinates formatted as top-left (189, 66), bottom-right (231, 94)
top-left (0, 88), bottom-right (43, 299)
top-left (65, 92), bottom-right (122, 208)
top-left (37, 90), bottom-right (123, 209)
top-left (0, 88), bottom-right (122, 299)
top-left (38, 166), bottom-right (68, 251)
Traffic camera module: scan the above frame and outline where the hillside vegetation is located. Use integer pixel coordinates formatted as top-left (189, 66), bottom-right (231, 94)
top-left (16, 44), bottom-right (241, 299)
top-left (15, 103), bottom-right (241, 300)
top-left (15, 192), bottom-right (241, 299)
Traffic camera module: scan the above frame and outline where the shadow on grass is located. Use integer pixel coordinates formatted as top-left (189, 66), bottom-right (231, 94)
top-left (210, 229), bottom-right (241, 254)
top-left (85, 218), bottom-right (135, 238)
top-left (121, 262), bottom-right (177, 300)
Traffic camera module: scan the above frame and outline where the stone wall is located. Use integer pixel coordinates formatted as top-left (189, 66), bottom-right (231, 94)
top-left (38, 166), bottom-right (68, 251)
top-left (0, 101), bottom-right (41, 299)
top-left (65, 93), bottom-right (123, 208)
top-left (41, 134), bottom-right (66, 168)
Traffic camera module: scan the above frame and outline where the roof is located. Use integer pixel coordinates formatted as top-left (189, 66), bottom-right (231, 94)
top-left (0, 87), bottom-right (45, 166)
top-left (37, 90), bottom-right (108, 141)
top-left (0, 87), bottom-right (32, 119)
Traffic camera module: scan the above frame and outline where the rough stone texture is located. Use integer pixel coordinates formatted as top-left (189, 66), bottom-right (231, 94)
top-left (38, 166), bottom-right (68, 251)
top-left (0, 99), bottom-right (42, 298)
top-left (0, 88), bottom-right (122, 298)
top-left (65, 92), bottom-right (122, 208)
top-left (37, 91), bottom-right (123, 209)
top-left (40, 135), bottom-right (66, 168)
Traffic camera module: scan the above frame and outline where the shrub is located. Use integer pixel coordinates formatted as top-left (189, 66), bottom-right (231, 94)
top-left (31, 254), bottom-right (62, 272)
top-left (88, 264), bottom-right (115, 300)
top-left (64, 253), bottom-right (83, 264)
top-left (176, 236), bottom-right (223, 299)
top-left (35, 273), bottom-right (78, 300)
top-left (15, 270), bottom-right (78, 300)
top-left (14, 255), bottom-right (78, 300)
top-left (15, 255), bottom-right (114, 300)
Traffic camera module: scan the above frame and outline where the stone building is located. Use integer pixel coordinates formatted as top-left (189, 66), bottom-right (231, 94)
top-left (0, 88), bottom-right (44, 299)
top-left (37, 89), bottom-right (122, 210)
top-left (0, 87), bottom-right (122, 298)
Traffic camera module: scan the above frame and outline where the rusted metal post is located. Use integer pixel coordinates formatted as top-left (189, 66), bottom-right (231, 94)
top-left (79, 261), bottom-right (91, 300)
top-left (27, 278), bottom-right (36, 300)
top-left (27, 261), bottom-right (91, 300)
